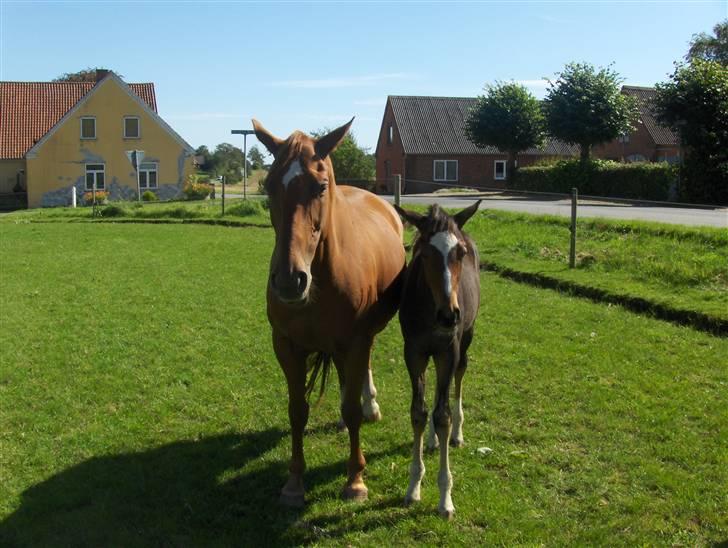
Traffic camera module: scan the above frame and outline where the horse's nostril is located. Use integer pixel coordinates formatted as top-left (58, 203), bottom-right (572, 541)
top-left (296, 271), bottom-right (308, 293)
top-left (453, 308), bottom-right (461, 323)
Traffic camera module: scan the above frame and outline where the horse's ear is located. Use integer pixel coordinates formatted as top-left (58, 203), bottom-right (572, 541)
top-left (315, 117), bottom-right (354, 159)
top-left (394, 205), bottom-right (426, 231)
top-left (252, 119), bottom-right (283, 155)
top-left (454, 200), bottom-right (481, 229)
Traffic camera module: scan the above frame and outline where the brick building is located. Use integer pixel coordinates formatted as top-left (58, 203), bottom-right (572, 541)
top-left (375, 88), bottom-right (679, 193)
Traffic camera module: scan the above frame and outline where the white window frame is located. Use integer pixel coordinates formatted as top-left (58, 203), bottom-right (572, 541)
top-left (494, 160), bottom-right (507, 180)
top-left (123, 116), bottom-right (141, 139)
top-left (138, 162), bottom-right (158, 189)
top-left (80, 117), bottom-right (96, 140)
top-left (387, 125), bottom-right (393, 144)
top-left (433, 160), bottom-right (458, 182)
top-left (85, 163), bottom-right (105, 190)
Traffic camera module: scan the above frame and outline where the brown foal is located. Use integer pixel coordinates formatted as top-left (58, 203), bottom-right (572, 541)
top-left (252, 118), bottom-right (406, 506)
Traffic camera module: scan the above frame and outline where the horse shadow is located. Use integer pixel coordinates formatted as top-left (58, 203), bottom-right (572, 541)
top-left (0, 428), bottom-right (413, 546)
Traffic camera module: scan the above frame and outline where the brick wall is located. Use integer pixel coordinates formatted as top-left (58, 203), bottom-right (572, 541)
top-left (374, 101), bottom-right (405, 192)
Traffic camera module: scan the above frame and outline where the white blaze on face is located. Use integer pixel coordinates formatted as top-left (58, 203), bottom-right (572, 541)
top-left (429, 231), bottom-right (458, 295)
top-left (282, 159), bottom-right (303, 190)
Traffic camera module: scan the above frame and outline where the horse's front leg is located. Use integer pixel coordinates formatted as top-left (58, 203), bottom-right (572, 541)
top-left (432, 349), bottom-right (457, 519)
top-left (404, 344), bottom-right (429, 505)
top-left (361, 361), bottom-right (382, 422)
top-left (272, 330), bottom-right (309, 507)
top-left (339, 338), bottom-right (372, 501)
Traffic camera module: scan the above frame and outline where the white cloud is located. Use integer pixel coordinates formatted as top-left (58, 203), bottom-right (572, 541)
top-left (270, 73), bottom-right (414, 89)
top-left (516, 79), bottom-right (550, 88)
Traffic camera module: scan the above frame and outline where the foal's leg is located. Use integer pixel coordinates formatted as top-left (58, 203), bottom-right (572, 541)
top-left (272, 330), bottom-right (309, 507)
top-left (451, 329), bottom-right (473, 448)
top-left (361, 362), bottom-right (382, 422)
top-left (340, 338), bottom-right (372, 501)
top-left (432, 350), bottom-right (457, 519)
top-left (404, 345), bottom-right (429, 505)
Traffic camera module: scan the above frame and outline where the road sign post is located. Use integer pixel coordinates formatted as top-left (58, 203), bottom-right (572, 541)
top-left (231, 129), bottom-right (254, 200)
top-left (126, 150), bottom-right (145, 201)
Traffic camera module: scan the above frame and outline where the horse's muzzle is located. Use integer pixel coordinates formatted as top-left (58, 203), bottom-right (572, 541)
top-left (435, 307), bottom-right (460, 329)
top-left (270, 269), bottom-right (310, 304)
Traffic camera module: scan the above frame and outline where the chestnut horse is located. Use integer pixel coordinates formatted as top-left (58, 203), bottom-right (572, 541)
top-left (394, 202), bottom-right (481, 519)
top-left (252, 118), bottom-right (406, 506)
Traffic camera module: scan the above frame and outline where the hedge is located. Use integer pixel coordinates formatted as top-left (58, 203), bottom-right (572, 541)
top-left (513, 159), bottom-right (677, 201)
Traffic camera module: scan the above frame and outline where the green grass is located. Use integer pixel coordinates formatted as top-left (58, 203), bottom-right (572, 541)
top-left (462, 209), bottom-right (728, 321)
top-left (1, 222), bottom-right (726, 546)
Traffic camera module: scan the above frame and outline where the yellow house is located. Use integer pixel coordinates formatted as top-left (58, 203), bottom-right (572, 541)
top-left (0, 71), bottom-right (195, 208)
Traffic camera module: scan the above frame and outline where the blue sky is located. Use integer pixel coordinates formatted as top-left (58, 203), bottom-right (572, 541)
top-left (1, 0), bottom-right (726, 157)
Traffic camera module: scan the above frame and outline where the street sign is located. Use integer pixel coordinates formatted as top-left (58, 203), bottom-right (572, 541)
top-left (125, 150), bottom-right (145, 171)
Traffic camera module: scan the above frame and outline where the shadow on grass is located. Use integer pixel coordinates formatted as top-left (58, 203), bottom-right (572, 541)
top-left (0, 428), bottom-right (412, 546)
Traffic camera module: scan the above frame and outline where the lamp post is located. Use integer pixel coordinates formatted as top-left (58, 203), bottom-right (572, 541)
top-left (231, 128), bottom-right (255, 200)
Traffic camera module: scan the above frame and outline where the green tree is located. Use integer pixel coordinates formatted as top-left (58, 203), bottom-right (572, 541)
top-left (465, 82), bottom-right (545, 185)
top-left (247, 145), bottom-right (266, 170)
top-left (543, 62), bottom-right (638, 160)
top-left (312, 130), bottom-right (375, 181)
top-left (195, 145), bottom-right (212, 171)
top-left (53, 67), bottom-right (120, 82)
top-left (687, 20), bottom-right (728, 65)
top-left (655, 59), bottom-right (728, 204)
top-left (212, 143), bottom-right (245, 183)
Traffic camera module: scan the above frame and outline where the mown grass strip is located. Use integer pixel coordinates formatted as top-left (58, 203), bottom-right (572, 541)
top-left (479, 260), bottom-right (728, 336)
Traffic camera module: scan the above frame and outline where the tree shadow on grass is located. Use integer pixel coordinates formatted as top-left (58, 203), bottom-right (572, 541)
top-left (0, 428), bottom-right (412, 547)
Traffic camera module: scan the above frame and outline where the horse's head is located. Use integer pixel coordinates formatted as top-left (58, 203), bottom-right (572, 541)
top-left (252, 118), bottom-right (353, 305)
top-left (396, 201), bottom-right (480, 331)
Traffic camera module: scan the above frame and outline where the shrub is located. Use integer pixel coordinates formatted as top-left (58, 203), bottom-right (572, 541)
top-left (513, 159), bottom-right (676, 201)
top-left (196, 175), bottom-right (211, 184)
top-left (142, 190), bottom-right (158, 202)
top-left (100, 204), bottom-right (126, 217)
top-left (83, 191), bottom-right (109, 205)
top-left (182, 179), bottom-right (213, 200)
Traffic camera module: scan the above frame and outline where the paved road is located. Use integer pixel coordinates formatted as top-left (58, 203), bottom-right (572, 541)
top-left (218, 191), bottom-right (727, 228)
top-left (391, 194), bottom-right (727, 228)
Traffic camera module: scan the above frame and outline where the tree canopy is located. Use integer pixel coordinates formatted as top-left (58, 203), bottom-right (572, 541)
top-left (465, 82), bottom-right (545, 185)
top-left (543, 63), bottom-right (637, 160)
top-left (687, 20), bottom-right (728, 65)
top-left (247, 145), bottom-right (266, 170)
top-left (53, 68), bottom-right (119, 82)
top-left (655, 59), bottom-right (728, 203)
top-left (312, 130), bottom-right (375, 181)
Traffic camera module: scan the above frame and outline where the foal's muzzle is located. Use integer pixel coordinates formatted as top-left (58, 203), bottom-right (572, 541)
top-left (436, 307), bottom-right (460, 329)
top-left (270, 269), bottom-right (310, 304)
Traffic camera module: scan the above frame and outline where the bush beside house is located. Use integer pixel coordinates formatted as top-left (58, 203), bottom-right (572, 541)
top-left (513, 159), bottom-right (676, 201)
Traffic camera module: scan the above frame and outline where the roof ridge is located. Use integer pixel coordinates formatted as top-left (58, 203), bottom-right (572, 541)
top-left (389, 95), bottom-right (476, 100)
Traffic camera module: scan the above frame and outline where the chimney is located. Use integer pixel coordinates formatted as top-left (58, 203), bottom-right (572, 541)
top-left (95, 69), bottom-right (111, 82)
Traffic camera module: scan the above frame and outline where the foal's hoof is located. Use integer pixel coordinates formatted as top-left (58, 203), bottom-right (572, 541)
top-left (404, 494), bottom-right (420, 506)
top-left (363, 409), bottom-right (382, 423)
top-left (336, 418), bottom-right (348, 432)
top-left (438, 507), bottom-right (455, 521)
top-left (449, 437), bottom-right (464, 448)
top-left (341, 483), bottom-right (368, 502)
top-left (279, 490), bottom-right (305, 508)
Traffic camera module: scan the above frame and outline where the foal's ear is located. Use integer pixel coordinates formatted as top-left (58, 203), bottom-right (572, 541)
top-left (315, 117), bottom-right (354, 159)
top-left (453, 200), bottom-right (481, 229)
top-left (394, 205), bottom-right (426, 231)
top-left (252, 119), bottom-right (283, 155)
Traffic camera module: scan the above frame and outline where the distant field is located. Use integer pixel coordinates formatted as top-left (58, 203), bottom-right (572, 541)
top-left (1, 222), bottom-right (726, 546)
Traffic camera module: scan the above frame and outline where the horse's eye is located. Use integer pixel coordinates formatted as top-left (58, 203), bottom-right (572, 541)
top-left (456, 244), bottom-right (467, 258)
top-left (318, 181), bottom-right (329, 196)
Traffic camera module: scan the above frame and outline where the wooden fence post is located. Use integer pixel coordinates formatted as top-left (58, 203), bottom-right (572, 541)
top-left (394, 174), bottom-right (401, 207)
top-left (569, 187), bottom-right (578, 268)
top-left (222, 175), bottom-right (226, 217)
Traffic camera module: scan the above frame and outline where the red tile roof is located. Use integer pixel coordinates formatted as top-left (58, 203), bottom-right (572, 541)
top-left (0, 80), bottom-right (157, 159)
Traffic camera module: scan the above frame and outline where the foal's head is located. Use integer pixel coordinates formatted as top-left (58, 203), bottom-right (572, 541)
top-left (396, 201), bottom-right (480, 330)
top-left (252, 118), bottom-right (353, 305)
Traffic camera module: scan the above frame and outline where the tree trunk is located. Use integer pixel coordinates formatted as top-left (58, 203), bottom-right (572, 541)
top-left (580, 143), bottom-right (591, 161)
top-left (506, 151), bottom-right (517, 188)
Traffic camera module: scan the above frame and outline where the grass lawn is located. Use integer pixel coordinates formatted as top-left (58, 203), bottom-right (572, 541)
top-left (1, 222), bottom-right (726, 546)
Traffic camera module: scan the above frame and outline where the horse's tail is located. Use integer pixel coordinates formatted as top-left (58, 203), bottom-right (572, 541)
top-left (305, 352), bottom-right (333, 404)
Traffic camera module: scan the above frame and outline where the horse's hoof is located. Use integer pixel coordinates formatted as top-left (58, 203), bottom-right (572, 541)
top-left (279, 490), bottom-right (305, 508)
top-left (336, 418), bottom-right (348, 432)
top-left (363, 409), bottom-right (382, 423)
top-left (449, 438), bottom-right (464, 448)
top-left (439, 507), bottom-right (455, 520)
top-left (425, 442), bottom-right (439, 452)
top-left (404, 494), bottom-right (420, 506)
top-left (342, 483), bottom-right (368, 502)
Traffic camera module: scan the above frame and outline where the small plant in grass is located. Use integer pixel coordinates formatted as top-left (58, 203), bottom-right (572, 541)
top-left (227, 200), bottom-right (264, 217)
top-left (142, 190), bottom-right (158, 202)
top-left (100, 204), bottom-right (126, 217)
top-left (83, 191), bottom-right (109, 205)
top-left (183, 181), bottom-right (213, 200)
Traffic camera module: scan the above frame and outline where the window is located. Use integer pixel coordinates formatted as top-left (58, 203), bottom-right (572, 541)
top-left (80, 117), bottom-right (96, 139)
top-left (85, 164), bottom-right (105, 190)
top-left (387, 125), bottom-right (393, 145)
top-left (494, 160), bottom-right (506, 180)
top-left (138, 163), bottom-right (158, 189)
top-left (618, 133), bottom-right (630, 144)
top-left (124, 116), bottom-right (140, 138)
top-left (433, 160), bottom-right (458, 182)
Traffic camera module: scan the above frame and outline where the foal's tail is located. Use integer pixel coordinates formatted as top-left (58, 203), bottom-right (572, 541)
top-left (305, 352), bottom-right (333, 404)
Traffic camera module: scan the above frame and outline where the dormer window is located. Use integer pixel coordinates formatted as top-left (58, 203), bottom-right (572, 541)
top-left (80, 117), bottom-right (96, 139)
top-left (124, 116), bottom-right (140, 139)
